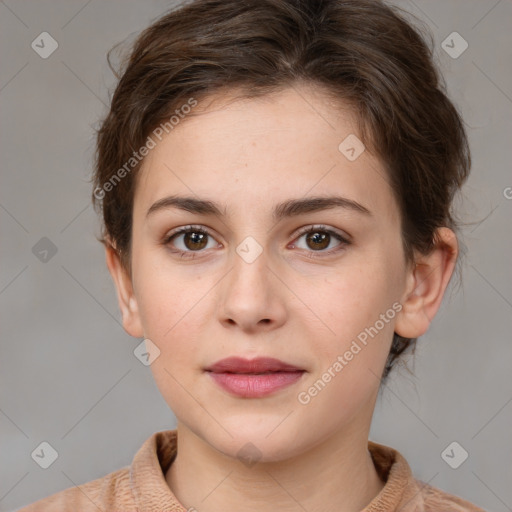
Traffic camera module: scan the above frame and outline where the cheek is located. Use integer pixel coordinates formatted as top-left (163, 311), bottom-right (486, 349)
top-left (133, 260), bottom-right (207, 364)
top-left (294, 269), bottom-right (397, 426)
top-left (306, 262), bottom-right (398, 353)
top-left (293, 260), bottom-right (400, 417)
top-left (135, 269), bottom-right (209, 412)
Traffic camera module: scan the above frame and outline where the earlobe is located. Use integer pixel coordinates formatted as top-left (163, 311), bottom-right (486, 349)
top-left (104, 242), bottom-right (144, 338)
top-left (394, 227), bottom-right (458, 339)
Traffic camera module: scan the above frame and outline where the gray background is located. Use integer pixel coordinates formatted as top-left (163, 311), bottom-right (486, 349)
top-left (1, 1), bottom-right (511, 511)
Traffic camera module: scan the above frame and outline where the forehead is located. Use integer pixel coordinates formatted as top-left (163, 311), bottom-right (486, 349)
top-left (133, 86), bottom-right (398, 225)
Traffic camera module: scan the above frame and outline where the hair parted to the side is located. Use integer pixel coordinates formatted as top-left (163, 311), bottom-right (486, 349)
top-left (91, 0), bottom-right (471, 381)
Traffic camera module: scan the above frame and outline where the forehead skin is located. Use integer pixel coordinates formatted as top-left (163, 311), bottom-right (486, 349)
top-left (132, 85), bottom-right (402, 264)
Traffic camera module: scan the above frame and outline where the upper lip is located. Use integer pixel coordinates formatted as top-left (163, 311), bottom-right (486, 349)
top-left (205, 357), bottom-right (304, 374)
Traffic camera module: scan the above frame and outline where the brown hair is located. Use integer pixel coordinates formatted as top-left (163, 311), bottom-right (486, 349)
top-left (91, 0), bottom-right (471, 380)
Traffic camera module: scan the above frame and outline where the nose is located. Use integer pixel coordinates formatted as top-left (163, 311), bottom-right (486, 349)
top-left (218, 244), bottom-right (287, 334)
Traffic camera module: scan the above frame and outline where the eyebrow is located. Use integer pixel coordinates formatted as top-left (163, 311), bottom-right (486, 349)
top-left (146, 194), bottom-right (371, 221)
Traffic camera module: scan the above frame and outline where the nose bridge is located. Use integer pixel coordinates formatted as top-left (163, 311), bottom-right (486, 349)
top-left (229, 235), bottom-right (272, 298)
top-left (218, 234), bottom-right (286, 329)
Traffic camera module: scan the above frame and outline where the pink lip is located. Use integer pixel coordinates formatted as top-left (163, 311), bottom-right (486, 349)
top-left (205, 357), bottom-right (305, 398)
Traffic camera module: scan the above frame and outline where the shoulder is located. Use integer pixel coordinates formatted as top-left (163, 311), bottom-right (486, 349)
top-left (15, 429), bottom-right (180, 511)
top-left (417, 480), bottom-right (488, 512)
top-left (367, 440), bottom-right (487, 512)
top-left (15, 465), bottom-right (134, 511)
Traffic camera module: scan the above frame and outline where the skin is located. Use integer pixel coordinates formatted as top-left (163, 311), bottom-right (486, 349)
top-left (105, 84), bottom-right (458, 512)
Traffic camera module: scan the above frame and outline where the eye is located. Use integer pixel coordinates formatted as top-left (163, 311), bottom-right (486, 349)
top-left (291, 224), bottom-right (350, 257)
top-left (163, 224), bottom-right (350, 260)
top-left (163, 225), bottom-right (219, 258)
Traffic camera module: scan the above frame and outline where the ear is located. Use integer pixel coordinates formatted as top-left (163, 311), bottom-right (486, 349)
top-left (104, 241), bottom-right (144, 338)
top-left (394, 227), bottom-right (458, 339)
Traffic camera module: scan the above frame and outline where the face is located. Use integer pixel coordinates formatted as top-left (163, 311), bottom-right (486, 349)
top-left (107, 85), bottom-right (450, 462)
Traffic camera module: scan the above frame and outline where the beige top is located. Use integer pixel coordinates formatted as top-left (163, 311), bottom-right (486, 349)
top-left (18, 429), bottom-right (486, 511)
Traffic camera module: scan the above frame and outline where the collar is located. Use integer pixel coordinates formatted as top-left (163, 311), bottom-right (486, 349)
top-left (130, 429), bottom-right (425, 511)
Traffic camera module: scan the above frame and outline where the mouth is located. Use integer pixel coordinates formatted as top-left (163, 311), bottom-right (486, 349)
top-left (205, 357), bottom-right (306, 398)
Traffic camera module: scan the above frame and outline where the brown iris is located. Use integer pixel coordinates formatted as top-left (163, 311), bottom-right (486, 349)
top-left (305, 231), bottom-right (330, 250)
top-left (184, 231), bottom-right (208, 250)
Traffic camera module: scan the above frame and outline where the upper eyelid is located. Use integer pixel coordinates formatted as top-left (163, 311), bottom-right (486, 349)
top-left (293, 224), bottom-right (350, 240)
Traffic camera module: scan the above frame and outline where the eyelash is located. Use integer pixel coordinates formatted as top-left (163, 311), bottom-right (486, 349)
top-left (162, 224), bottom-right (351, 260)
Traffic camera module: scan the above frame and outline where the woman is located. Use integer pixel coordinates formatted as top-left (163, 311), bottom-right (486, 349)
top-left (20, 0), bottom-right (485, 510)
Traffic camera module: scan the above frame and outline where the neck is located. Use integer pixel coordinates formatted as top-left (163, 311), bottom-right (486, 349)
top-left (165, 422), bottom-right (385, 512)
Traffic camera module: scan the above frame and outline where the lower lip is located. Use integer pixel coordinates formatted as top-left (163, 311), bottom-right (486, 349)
top-left (207, 371), bottom-right (305, 398)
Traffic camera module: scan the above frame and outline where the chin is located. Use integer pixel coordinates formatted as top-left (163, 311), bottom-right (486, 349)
top-left (222, 436), bottom-right (302, 465)
top-left (194, 417), bottom-right (309, 464)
